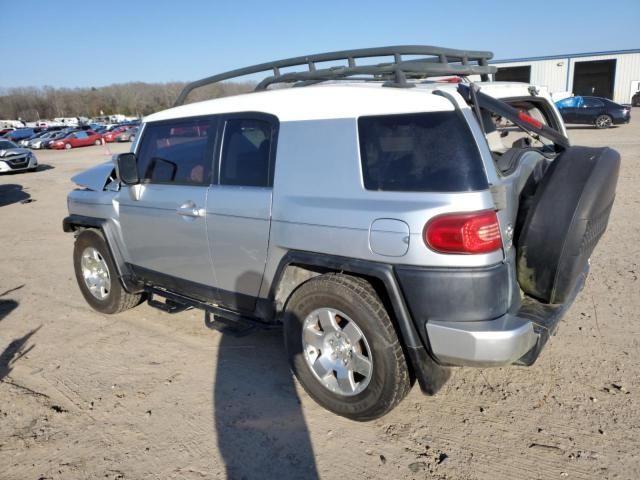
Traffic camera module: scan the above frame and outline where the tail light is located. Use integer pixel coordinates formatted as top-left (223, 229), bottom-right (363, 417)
top-left (424, 210), bottom-right (502, 254)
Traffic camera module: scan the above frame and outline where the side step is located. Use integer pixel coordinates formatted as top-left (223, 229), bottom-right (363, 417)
top-left (145, 287), bottom-right (278, 337)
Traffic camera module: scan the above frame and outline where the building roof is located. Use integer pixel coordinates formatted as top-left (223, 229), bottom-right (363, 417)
top-left (491, 48), bottom-right (640, 64)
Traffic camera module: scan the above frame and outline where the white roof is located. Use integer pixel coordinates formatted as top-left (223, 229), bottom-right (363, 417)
top-left (144, 83), bottom-right (456, 123)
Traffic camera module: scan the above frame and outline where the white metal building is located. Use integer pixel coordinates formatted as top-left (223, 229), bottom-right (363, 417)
top-left (490, 49), bottom-right (640, 104)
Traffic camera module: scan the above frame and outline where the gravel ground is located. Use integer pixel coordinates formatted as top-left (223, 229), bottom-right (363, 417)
top-left (0, 116), bottom-right (639, 480)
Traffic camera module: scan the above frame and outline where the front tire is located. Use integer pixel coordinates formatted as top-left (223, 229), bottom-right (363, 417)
top-left (95, 139), bottom-right (102, 146)
top-left (284, 273), bottom-right (410, 421)
top-left (73, 229), bottom-right (141, 314)
top-left (595, 114), bottom-right (612, 129)
top-left (64, 143), bottom-right (72, 150)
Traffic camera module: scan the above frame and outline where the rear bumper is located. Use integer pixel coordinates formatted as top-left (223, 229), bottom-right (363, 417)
top-left (424, 265), bottom-right (588, 367)
top-left (427, 315), bottom-right (536, 366)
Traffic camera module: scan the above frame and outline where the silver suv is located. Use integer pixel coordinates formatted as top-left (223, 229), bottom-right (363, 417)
top-left (63, 46), bottom-right (620, 420)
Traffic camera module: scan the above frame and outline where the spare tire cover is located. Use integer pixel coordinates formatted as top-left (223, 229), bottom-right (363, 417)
top-left (516, 146), bottom-right (620, 304)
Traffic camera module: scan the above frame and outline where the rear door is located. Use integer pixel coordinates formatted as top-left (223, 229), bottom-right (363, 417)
top-left (576, 97), bottom-right (605, 123)
top-left (206, 114), bottom-right (277, 313)
top-left (119, 116), bottom-right (219, 301)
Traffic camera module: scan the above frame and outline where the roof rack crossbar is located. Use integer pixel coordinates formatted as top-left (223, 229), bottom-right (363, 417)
top-left (174, 45), bottom-right (496, 106)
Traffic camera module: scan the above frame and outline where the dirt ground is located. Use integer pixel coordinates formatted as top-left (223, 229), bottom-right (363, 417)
top-left (1, 115), bottom-right (639, 480)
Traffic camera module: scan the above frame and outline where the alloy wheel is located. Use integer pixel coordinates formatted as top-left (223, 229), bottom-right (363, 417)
top-left (301, 307), bottom-right (373, 396)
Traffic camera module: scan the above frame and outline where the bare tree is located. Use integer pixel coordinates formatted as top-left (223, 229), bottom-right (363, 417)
top-left (0, 81), bottom-right (255, 121)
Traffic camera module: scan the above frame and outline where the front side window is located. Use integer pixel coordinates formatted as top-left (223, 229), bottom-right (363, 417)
top-left (136, 118), bottom-right (213, 186)
top-left (358, 112), bottom-right (488, 192)
top-left (219, 118), bottom-right (273, 187)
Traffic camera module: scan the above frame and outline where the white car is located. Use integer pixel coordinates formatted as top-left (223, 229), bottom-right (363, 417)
top-left (0, 140), bottom-right (38, 173)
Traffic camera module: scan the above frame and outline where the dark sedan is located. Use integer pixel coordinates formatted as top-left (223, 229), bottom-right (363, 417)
top-left (633, 90), bottom-right (640, 107)
top-left (555, 96), bottom-right (630, 128)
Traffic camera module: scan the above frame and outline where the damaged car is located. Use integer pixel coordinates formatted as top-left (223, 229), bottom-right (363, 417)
top-left (0, 140), bottom-right (38, 173)
top-left (63, 46), bottom-right (620, 421)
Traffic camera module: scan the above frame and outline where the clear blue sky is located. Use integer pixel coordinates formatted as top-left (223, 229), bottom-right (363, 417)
top-left (1, 0), bottom-right (638, 88)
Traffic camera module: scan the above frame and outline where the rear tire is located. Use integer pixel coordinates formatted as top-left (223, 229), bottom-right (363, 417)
top-left (95, 139), bottom-right (101, 146)
top-left (595, 114), bottom-right (612, 129)
top-left (73, 229), bottom-right (141, 314)
top-left (283, 273), bottom-right (410, 421)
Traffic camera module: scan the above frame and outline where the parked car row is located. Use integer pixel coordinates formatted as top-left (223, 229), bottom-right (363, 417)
top-left (0, 123), bottom-right (139, 150)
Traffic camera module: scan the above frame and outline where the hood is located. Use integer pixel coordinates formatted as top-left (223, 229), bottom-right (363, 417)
top-left (71, 160), bottom-right (116, 191)
top-left (0, 147), bottom-right (30, 158)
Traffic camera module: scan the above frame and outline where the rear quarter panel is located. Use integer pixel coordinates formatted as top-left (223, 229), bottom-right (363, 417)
top-left (266, 117), bottom-right (501, 289)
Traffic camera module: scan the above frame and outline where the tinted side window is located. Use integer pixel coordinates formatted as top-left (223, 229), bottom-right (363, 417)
top-left (136, 118), bottom-right (213, 186)
top-left (583, 98), bottom-right (604, 108)
top-left (358, 112), bottom-right (488, 192)
top-left (219, 118), bottom-right (272, 187)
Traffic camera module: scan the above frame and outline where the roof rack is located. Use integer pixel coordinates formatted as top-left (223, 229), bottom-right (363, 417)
top-left (174, 45), bottom-right (496, 106)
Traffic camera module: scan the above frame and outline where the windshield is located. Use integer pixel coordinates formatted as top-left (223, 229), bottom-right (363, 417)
top-left (0, 140), bottom-right (18, 149)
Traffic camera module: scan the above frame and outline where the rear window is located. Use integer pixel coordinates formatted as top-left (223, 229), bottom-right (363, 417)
top-left (358, 112), bottom-right (488, 192)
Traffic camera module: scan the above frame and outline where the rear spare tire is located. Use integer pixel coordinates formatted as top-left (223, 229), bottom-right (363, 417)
top-left (516, 146), bottom-right (620, 304)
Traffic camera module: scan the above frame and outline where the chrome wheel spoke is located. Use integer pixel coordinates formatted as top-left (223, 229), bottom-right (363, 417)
top-left (342, 321), bottom-right (362, 344)
top-left (351, 351), bottom-right (372, 378)
top-left (303, 327), bottom-right (325, 350)
top-left (98, 275), bottom-right (109, 292)
top-left (312, 355), bottom-right (334, 379)
top-left (336, 366), bottom-right (356, 394)
top-left (317, 309), bottom-right (339, 333)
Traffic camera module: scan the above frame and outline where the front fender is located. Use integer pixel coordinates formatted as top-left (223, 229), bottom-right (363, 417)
top-left (71, 161), bottom-right (116, 191)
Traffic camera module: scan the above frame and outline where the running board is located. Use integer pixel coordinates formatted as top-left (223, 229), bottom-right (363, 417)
top-left (144, 286), bottom-right (278, 337)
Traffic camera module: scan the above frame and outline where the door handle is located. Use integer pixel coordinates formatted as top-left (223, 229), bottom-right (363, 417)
top-left (177, 202), bottom-right (205, 218)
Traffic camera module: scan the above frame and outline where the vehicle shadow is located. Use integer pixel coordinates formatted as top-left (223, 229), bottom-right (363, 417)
top-left (213, 272), bottom-right (318, 479)
top-left (0, 164), bottom-right (54, 176)
top-left (0, 285), bottom-right (24, 324)
top-left (0, 184), bottom-right (30, 207)
top-left (0, 326), bottom-right (41, 382)
top-left (565, 125), bottom-right (619, 130)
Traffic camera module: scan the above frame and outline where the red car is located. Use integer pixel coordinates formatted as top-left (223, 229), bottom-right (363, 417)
top-left (51, 131), bottom-right (104, 150)
top-left (103, 126), bottom-right (129, 143)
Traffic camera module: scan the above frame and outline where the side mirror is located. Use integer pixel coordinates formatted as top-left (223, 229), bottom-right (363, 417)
top-left (116, 152), bottom-right (139, 185)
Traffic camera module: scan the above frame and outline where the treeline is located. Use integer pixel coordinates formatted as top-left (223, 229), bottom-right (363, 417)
top-left (0, 81), bottom-right (255, 121)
